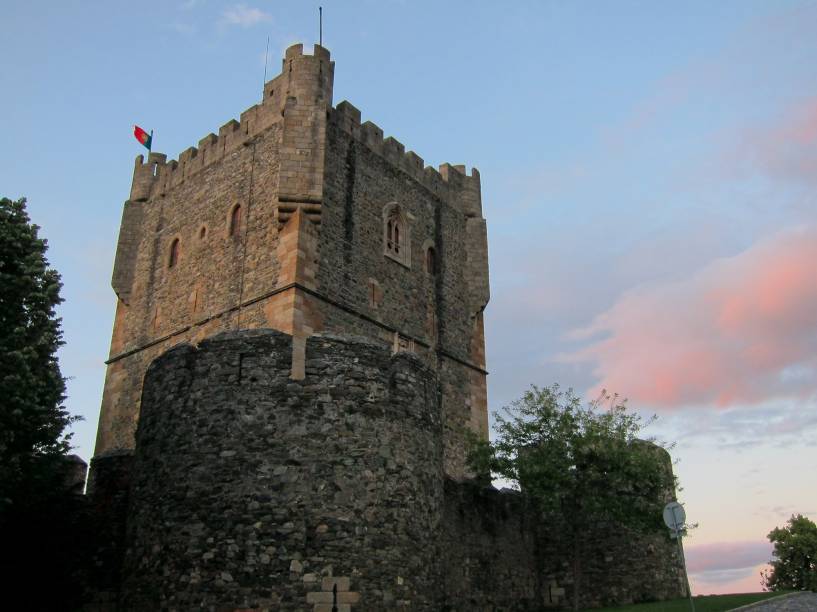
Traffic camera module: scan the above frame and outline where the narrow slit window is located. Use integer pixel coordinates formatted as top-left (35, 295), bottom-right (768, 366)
top-left (168, 238), bottom-right (180, 268)
top-left (230, 205), bottom-right (242, 237)
top-left (425, 247), bottom-right (436, 274)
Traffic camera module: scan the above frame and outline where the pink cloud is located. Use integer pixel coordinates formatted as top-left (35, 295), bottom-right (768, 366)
top-left (685, 540), bottom-right (773, 595)
top-left (685, 540), bottom-right (772, 574)
top-left (563, 226), bottom-right (817, 408)
top-left (690, 563), bottom-right (770, 595)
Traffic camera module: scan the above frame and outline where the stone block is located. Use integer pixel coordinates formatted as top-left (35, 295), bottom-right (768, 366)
top-left (321, 576), bottom-right (350, 592)
top-left (313, 605), bottom-right (351, 612)
top-left (306, 591), bottom-right (333, 604)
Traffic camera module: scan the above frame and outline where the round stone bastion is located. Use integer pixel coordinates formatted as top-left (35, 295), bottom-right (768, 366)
top-left (121, 329), bottom-right (444, 611)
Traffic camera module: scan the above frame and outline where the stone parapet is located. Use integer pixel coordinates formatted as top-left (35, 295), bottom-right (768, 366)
top-left (330, 100), bottom-right (483, 217)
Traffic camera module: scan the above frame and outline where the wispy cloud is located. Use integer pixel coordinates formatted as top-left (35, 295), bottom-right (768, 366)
top-left (561, 226), bottom-right (817, 409)
top-left (690, 564), bottom-right (769, 595)
top-left (221, 4), bottom-right (272, 28)
top-left (723, 96), bottom-right (817, 188)
top-left (685, 540), bottom-right (772, 594)
top-left (685, 540), bottom-right (772, 574)
top-left (660, 399), bottom-right (817, 451)
top-left (754, 505), bottom-right (817, 520)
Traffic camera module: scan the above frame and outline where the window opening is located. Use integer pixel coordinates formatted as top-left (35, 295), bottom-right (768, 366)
top-left (230, 205), bottom-right (242, 237)
top-left (368, 278), bottom-right (382, 309)
top-left (425, 247), bottom-right (436, 274)
top-left (383, 203), bottom-right (411, 268)
top-left (386, 211), bottom-right (403, 256)
top-left (168, 238), bottom-right (180, 268)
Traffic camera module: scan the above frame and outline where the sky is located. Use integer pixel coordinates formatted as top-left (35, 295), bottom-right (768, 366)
top-left (2, 0), bottom-right (816, 596)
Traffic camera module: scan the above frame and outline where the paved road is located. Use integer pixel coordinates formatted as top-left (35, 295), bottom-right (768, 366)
top-left (734, 592), bottom-right (817, 611)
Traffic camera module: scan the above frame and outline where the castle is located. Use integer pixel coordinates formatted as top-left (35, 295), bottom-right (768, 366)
top-left (87, 44), bottom-right (686, 611)
top-left (96, 42), bottom-right (488, 480)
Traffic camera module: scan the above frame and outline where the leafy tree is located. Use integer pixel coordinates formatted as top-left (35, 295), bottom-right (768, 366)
top-left (468, 384), bottom-right (678, 611)
top-left (0, 196), bottom-right (75, 512)
top-left (0, 197), bottom-right (90, 608)
top-left (762, 514), bottom-right (817, 592)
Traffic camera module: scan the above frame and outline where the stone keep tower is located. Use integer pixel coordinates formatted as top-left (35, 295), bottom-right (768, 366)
top-left (96, 43), bottom-right (490, 478)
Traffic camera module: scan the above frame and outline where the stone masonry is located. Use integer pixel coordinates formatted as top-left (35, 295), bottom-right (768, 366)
top-left (121, 330), bottom-right (443, 611)
top-left (96, 43), bottom-right (489, 479)
top-left (103, 329), bottom-right (685, 611)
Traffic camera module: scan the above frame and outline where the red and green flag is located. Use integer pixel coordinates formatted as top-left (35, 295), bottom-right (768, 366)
top-left (133, 125), bottom-right (153, 151)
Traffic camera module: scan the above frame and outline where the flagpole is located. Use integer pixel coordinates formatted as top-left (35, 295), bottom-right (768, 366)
top-left (319, 7), bottom-right (322, 47)
top-left (149, 130), bottom-right (153, 155)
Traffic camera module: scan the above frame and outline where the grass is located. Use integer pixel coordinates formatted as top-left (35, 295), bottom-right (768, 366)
top-left (587, 591), bottom-right (790, 612)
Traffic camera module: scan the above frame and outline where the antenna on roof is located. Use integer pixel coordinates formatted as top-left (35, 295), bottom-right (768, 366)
top-left (319, 6), bottom-right (323, 46)
top-left (262, 35), bottom-right (269, 101)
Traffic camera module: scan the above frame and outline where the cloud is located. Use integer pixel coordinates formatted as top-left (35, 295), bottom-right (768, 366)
top-left (756, 505), bottom-right (817, 520)
top-left (685, 540), bottom-right (772, 574)
top-left (660, 399), bottom-right (817, 451)
top-left (727, 96), bottom-right (817, 187)
top-left (221, 4), bottom-right (272, 28)
top-left (562, 226), bottom-right (817, 408)
top-left (690, 563), bottom-right (769, 595)
top-left (685, 541), bottom-right (773, 595)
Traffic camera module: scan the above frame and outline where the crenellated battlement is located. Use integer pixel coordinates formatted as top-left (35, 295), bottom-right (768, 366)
top-left (128, 105), bottom-right (273, 202)
top-left (129, 41), bottom-right (477, 217)
top-left (330, 100), bottom-right (481, 216)
top-left (130, 43), bottom-right (333, 202)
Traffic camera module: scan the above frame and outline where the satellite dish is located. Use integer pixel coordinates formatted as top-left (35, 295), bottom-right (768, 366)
top-left (663, 501), bottom-right (686, 534)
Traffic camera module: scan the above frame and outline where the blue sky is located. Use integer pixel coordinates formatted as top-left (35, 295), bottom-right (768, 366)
top-left (3, 0), bottom-right (817, 594)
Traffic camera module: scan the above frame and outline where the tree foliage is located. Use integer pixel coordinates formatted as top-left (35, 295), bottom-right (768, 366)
top-left (0, 196), bottom-right (74, 513)
top-left (468, 384), bottom-right (678, 610)
top-left (762, 514), bottom-right (817, 592)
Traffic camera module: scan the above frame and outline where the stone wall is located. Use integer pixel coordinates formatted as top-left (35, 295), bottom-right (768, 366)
top-left (121, 330), bottom-right (444, 611)
top-left (96, 122), bottom-right (284, 454)
top-left (96, 329), bottom-right (687, 612)
top-left (321, 112), bottom-right (489, 476)
top-left (441, 480), bottom-right (545, 610)
top-left (84, 452), bottom-right (134, 609)
top-left (441, 479), bottom-right (687, 611)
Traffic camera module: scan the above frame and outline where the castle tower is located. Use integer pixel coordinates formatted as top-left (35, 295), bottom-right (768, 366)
top-left (95, 44), bottom-right (490, 478)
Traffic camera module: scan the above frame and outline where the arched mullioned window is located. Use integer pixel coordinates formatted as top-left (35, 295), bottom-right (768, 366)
top-left (168, 238), bottom-right (180, 268)
top-left (383, 203), bottom-right (410, 267)
top-left (229, 204), bottom-right (242, 237)
top-left (387, 215), bottom-right (401, 254)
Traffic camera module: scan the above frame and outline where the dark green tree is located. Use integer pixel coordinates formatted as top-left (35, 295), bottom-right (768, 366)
top-left (762, 514), bottom-right (817, 592)
top-left (468, 384), bottom-right (678, 611)
top-left (0, 196), bottom-right (75, 514)
top-left (0, 197), bottom-right (91, 609)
